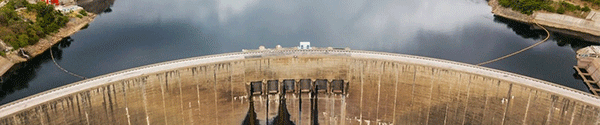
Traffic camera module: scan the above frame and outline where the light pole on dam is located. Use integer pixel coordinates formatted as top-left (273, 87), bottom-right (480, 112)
top-left (1, 46), bottom-right (600, 125)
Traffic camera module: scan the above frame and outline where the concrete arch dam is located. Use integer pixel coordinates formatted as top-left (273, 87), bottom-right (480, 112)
top-left (1, 49), bottom-right (600, 125)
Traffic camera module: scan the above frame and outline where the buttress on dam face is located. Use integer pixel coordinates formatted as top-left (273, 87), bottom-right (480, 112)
top-left (1, 48), bottom-right (600, 125)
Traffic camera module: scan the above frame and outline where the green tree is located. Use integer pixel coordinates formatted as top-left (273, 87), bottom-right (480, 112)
top-left (498, 0), bottom-right (553, 15)
top-left (78, 10), bottom-right (87, 16)
top-left (3, 35), bottom-right (16, 48)
top-left (0, 0), bottom-right (71, 49)
top-left (17, 34), bottom-right (28, 47)
top-left (30, 24), bottom-right (44, 37)
top-left (26, 27), bottom-right (39, 44)
top-left (557, 6), bottom-right (566, 14)
top-left (582, 6), bottom-right (591, 12)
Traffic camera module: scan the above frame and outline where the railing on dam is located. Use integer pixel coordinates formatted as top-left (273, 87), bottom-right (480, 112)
top-left (1, 49), bottom-right (600, 124)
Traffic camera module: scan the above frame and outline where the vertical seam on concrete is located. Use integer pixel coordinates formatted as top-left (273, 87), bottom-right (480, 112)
top-left (38, 107), bottom-right (45, 125)
top-left (569, 103), bottom-right (577, 125)
top-left (85, 111), bottom-right (89, 125)
top-left (188, 69), bottom-right (194, 125)
top-left (188, 102), bottom-right (193, 125)
top-left (426, 69), bottom-right (435, 125)
top-left (125, 105), bottom-right (131, 125)
top-left (110, 85), bottom-right (117, 122)
top-left (443, 72), bottom-right (454, 125)
top-left (83, 93), bottom-right (90, 125)
top-left (454, 74), bottom-right (462, 125)
top-left (595, 107), bottom-right (600, 125)
top-left (522, 89), bottom-right (532, 125)
top-left (594, 107), bottom-right (600, 125)
top-left (142, 77), bottom-right (150, 125)
top-left (410, 66), bottom-right (416, 124)
top-left (266, 94), bottom-right (269, 124)
top-left (596, 107), bottom-right (600, 124)
top-left (392, 63), bottom-right (399, 125)
top-left (87, 92), bottom-right (92, 124)
top-left (330, 90), bottom-right (334, 125)
top-left (160, 74), bottom-right (168, 124)
top-left (178, 72), bottom-right (185, 123)
top-left (494, 81), bottom-right (501, 124)
top-left (560, 98), bottom-right (569, 125)
top-left (11, 115), bottom-right (16, 124)
top-left (196, 84), bottom-right (201, 124)
top-left (482, 79), bottom-right (491, 124)
top-left (101, 88), bottom-right (108, 124)
top-left (194, 68), bottom-right (202, 124)
top-left (74, 93), bottom-right (80, 124)
top-left (582, 105), bottom-right (589, 125)
top-left (124, 82), bottom-right (131, 125)
top-left (109, 87), bottom-right (115, 122)
top-left (266, 60), bottom-right (270, 125)
top-left (341, 95), bottom-right (346, 125)
top-left (462, 75), bottom-right (472, 125)
top-left (501, 83), bottom-right (513, 125)
top-left (213, 66), bottom-right (219, 125)
top-left (546, 95), bottom-right (556, 125)
top-left (70, 94), bottom-right (75, 123)
top-left (340, 58), bottom-right (349, 125)
top-left (78, 94), bottom-right (83, 123)
top-left (359, 60), bottom-right (364, 125)
top-left (376, 62), bottom-right (382, 124)
top-left (229, 63), bottom-right (234, 125)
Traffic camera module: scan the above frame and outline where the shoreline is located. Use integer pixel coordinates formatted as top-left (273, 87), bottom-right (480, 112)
top-left (488, 0), bottom-right (600, 42)
top-left (0, 13), bottom-right (97, 76)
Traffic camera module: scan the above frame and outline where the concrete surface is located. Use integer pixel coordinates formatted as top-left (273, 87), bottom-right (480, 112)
top-left (0, 49), bottom-right (599, 124)
top-left (0, 56), bottom-right (13, 76)
top-left (585, 11), bottom-right (599, 21)
top-left (535, 12), bottom-right (600, 37)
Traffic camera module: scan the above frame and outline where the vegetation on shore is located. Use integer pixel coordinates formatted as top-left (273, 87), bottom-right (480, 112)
top-left (0, 0), bottom-right (71, 50)
top-left (498, 0), bottom-right (597, 15)
top-left (582, 0), bottom-right (600, 7)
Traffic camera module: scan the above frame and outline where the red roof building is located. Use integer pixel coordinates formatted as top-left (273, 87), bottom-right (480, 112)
top-left (44, 0), bottom-right (59, 6)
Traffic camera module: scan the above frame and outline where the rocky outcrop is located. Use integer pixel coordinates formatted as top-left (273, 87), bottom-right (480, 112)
top-left (77, 0), bottom-right (114, 14)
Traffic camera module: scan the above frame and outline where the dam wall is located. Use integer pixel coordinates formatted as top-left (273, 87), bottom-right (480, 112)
top-left (0, 49), bottom-right (599, 124)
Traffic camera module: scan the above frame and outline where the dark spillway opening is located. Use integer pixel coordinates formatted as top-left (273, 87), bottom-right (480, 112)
top-left (243, 89), bottom-right (259, 125)
top-left (244, 79), bottom-right (346, 125)
top-left (270, 91), bottom-right (294, 125)
top-left (310, 89), bottom-right (319, 125)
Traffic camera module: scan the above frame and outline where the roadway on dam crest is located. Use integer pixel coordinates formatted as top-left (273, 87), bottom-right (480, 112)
top-left (0, 49), bottom-right (599, 121)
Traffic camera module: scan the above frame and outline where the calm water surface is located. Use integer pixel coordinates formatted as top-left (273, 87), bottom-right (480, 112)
top-left (0, 0), bottom-right (596, 104)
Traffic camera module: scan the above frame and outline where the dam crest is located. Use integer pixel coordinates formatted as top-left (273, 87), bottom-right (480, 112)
top-left (1, 47), bottom-right (599, 124)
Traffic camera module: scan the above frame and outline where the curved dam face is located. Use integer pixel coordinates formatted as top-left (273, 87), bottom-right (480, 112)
top-left (1, 49), bottom-right (600, 125)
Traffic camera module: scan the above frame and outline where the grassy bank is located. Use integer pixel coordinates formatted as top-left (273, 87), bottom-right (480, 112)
top-left (0, 0), bottom-right (72, 50)
top-left (498, 0), bottom-right (596, 15)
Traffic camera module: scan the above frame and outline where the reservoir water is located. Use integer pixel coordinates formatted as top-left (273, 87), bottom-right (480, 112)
top-left (0, 0), bottom-right (595, 105)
